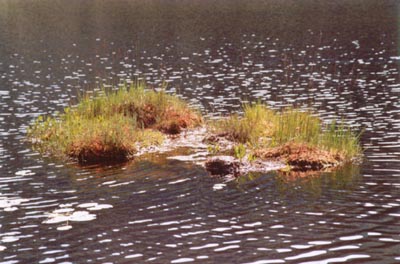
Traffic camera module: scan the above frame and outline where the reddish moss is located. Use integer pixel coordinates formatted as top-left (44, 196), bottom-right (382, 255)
top-left (117, 102), bottom-right (202, 134)
top-left (255, 142), bottom-right (343, 171)
top-left (137, 104), bottom-right (158, 127)
top-left (157, 107), bottom-right (202, 134)
top-left (67, 139), bottom-right (132, 164)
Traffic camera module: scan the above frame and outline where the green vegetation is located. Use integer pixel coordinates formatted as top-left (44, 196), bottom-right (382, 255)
top-left (233, 143), bottom-right (246, 161)
top-left (28, 82), bottom-right (202, 163)
top-left (213, 103), bottom-right (275, 144)
top-left (207, 144), bottom-right (220, 155)
top-left (212, 103), bottom-right (362, 169)
top-left (28, 86), bottom-right (361, 172)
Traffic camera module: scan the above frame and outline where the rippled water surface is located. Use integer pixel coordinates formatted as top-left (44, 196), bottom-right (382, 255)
top-left (0, 0), bottom-right (400, 263)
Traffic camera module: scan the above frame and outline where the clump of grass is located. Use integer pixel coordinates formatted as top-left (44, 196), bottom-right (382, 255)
top-left (273, 108), bottom-right (321, 146)
top-left (272, 109), bottom-right (362, 161)
top-left (319, 120), bottom-right (362, 159)
top-left (233, 143), bottom-right (246, 161)
top-left (72, 82), bottom-right (202, 133)
top-left (212, 103), bottom-right (361, 168)
top-left (29, 114), bottom-right (140, 163)
top-left (212, 103), bottom-right (275, 144)
top-left (28, 82), bottom-right (202, 164)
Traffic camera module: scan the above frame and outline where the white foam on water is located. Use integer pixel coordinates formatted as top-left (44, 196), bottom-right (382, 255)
top-left (2, 236), bottom-right (19, 243)
top-left (300, 254), bottom-right (370, 264)
top-left (243, 260), bottom-right (284, 264)
top-left (77, 203), bottom-right (98, 208)
top-left (189, 243), bottom-right (219, 250)
top-left (15, 170), bottom-right (35, 176)
top-left (214, 245), bottom-right (240, 252)
top-left (43, 214), bottom-right (70, 224)
top-left (171, 258), bottom-right (195, 263)
top-left (339, 235), bottom-right (363, 241)
top-left (285, 250), bottom-right (327, 260)
top-left (87, 204), bottom-right (113, 211)
top-left (213, 183), bottom-right (226, 191)
top-left (57, 225), bottom-right (72, 231)
top-left (69, 211), bottom-right (96, 222)
top-left (125, 254), bottom-right (143, 259)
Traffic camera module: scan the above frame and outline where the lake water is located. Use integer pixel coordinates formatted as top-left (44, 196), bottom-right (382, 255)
top-left (0, 0), bottom-right (400, 263)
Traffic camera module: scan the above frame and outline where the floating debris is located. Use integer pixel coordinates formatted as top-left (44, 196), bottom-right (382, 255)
top-left (42, 202), bottom-right (113, 230)
top-left (0, 197), bottom-right (29, 212)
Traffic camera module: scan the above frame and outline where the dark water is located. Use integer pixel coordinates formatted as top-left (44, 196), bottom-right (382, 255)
top-left (0, 0), bottom-right (400, 263)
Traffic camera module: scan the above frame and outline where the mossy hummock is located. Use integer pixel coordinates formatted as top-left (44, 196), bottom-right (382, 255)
top-left (210, 103), bottom-right (362, 173)
top-left (28, 82), bottom-right (202, 163)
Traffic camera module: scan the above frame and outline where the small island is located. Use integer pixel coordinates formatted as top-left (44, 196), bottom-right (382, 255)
top-left (28, 82), bottom-right (362, 177)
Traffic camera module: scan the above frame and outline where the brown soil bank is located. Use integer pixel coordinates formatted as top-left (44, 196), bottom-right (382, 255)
top-left (255, 142), bottom-right (343, 171)
top-left (202, 142), bottom-right (353, 178)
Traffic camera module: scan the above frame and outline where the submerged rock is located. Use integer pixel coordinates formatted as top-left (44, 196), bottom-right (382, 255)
top-left (205, 156), bottom-right (241, 177)
top-left (204, 155), bottom-right (285, 177)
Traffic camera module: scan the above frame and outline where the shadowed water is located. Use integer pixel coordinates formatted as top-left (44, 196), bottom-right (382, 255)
top-left (0, 0), bottom-right (399, 263)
